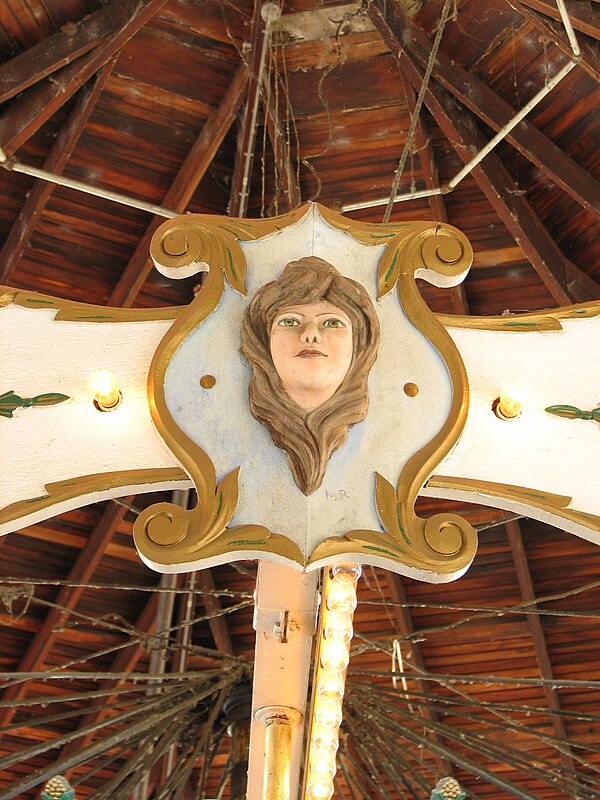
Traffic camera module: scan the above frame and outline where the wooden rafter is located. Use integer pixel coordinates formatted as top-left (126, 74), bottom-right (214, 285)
top-left (108, 63), bottom-right (249, 308)
top-left (0, 0), bottom-right (131, 104)
top-left (400, 73), bottom-right (469, 315)
top-left (0, 501), bottom-right (129, 731)
top-left (396, 3), bottom-right (600, 219)
top-left (368, 0), bottom-right (594, 306)
top-left (505, 520), bottom-right (579, 779)
top-left (517, 0), bottom-right (600, 42)
top-left (262, 89), bottom-right (302, 215)
top-left (229, 2), bottom-right (265, 219)
top-left (0, 62), bottom-right (114, 283)
top-left (59, 591), bottom-right (159, 764)
top-left (197, 569), bottom-right (234, 656)
top-left (0, 0), bottom-right (168, 155)
top-left (386, 573), bottom-right (453, 776)
top-left (510, 0), bottom-right (600, 83)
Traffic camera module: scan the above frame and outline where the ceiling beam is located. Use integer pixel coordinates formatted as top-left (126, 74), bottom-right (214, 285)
top-left (368, 0), bottom-right (591, 306)
top-left (505, 520), bottom-right (579, 779)
top-left (400, 73), bottom-right (469, 315)
top-left (59, 591), bottom-right (159, 763)
top-left (0, 0), bottom-right (131, 104)
top-left (0, 0), bottom-right (168, 155)
top-left (397, 4), bottom-right (600, 219)
top-left (510, 1), bottom-right (600, 83)
top-left (197, 569), bottom-right (234, 656)
top-left (517, 0), bottom-right (600, 42)
top-left (107, 63), bottom-right (249, 308)
top-left (387, 573), bottom-right (453, 775)
top-left (0, 501), bottom-right (129, 731)
top-left (0, 63), bottom-right (114, 283)
top-left (229, 2), bottom-right (265, 219)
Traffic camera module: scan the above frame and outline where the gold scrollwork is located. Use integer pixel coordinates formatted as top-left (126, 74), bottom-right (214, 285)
top-left (309, 220), bottom-right (477, 577)
top-left (136, 205), bottom-right (477, 578)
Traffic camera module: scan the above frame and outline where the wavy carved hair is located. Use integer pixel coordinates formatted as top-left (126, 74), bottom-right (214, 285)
top-left (241, 256), bottom-right (380, 495)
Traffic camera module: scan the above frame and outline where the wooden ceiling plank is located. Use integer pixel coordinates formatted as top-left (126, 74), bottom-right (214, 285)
top-left (0, 501), bottom-right (129, 731)
top-left (108, 63), bottom-right (249, 308)
top-left (0, 0), bottom-right (169, 155)
top-left (398, 5), bottom-right (600, 218)
top-left (197, 569), bottom-right (234, 656)
top-left (368, 1), bottom-right (588, 306)
top-left (59, 591), bottom-right (159, 762)
top-left (510, 1), bottom-right (600, 83)
top-left (505, 520), bottom-right (579, 778)
top-left (387, 573), bottom-right (453, 775)
top-left (0, 62), bottom-right (114, 284)
top-left (517, 0), bottom-right (600, 42)
top-left (229, 2), bottom-right (265, 219)
top-left (401, 72), bottom-right (469, 314)
top-left (0, 0), bottom-right (133, 105)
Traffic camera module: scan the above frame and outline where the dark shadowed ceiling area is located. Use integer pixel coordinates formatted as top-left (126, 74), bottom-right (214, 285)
top-left (0, 1), bottom-right (599, 799)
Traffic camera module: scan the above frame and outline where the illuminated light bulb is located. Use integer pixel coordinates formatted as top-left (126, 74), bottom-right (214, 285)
top-left (87, 369), bottom-right (121, 411)
top-left (324, 610), bottom-right (353, 644)
top-left (314, 697), bottom-right (343, 729)
top-left (309, 752), bottom-right (337, 781)
top-left (331, 562), bottom-right (361, 583)
top-left (311, 726), bottom-right (339, 754)
top-left (320, 640), bottom-right (349, 673)
top-left (326, 581), bottom-right (357, 614)
top-left (306, 778), bottom-right (334, 800)
top-left (317, 671), bottom-right (345, 701)
top-left (495, 380), bottom-right (528, 420)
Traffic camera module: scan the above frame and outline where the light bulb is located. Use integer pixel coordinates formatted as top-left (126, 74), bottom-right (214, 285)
top-left (320, 640), bottom-right (349, 673)
top-left (309, 752), bottom-right (337, 781)
top-left (87, 369), bottom-right (121, 411)
top-left (331, 562), bottom-right (361, 583)
top-left (317, 671), bottom-right (345, 701)
top-left (311, 726), bottom-right (339, 754)
top-left (495, 380), bottom-right (527, 420)
top-left (306, 778), bottom-right (334, 800)
top-left (324, 610), bottom-right (353, 644)
top-left (314, 697), bottom-right (343, 729)
top-left (326, 581), bottom-right (357, 614)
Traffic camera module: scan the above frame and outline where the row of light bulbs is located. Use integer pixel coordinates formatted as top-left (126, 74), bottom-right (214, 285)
top-left (304, 563), bottom-right (361, 800)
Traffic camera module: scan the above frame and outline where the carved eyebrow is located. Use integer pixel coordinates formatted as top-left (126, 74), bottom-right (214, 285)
top-left (315, 312), bottom-right (349, 320)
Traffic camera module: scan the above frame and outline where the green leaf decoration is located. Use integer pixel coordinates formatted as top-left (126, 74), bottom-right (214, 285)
top-left (545, 404), bottom-right (600, 422)
top-left (0, 390), bottom-right (69, 418)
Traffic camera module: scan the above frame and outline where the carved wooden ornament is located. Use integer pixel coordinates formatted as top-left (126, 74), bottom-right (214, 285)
top-left (1, 204), bottom-right (598, 582)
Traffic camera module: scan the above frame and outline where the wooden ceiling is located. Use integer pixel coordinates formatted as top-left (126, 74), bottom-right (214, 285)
top-left (0, 1), bottom-right (599, 799)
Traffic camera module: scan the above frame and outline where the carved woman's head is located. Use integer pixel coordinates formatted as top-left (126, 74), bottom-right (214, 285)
top-left (241, 257), bottom-right (380, 495)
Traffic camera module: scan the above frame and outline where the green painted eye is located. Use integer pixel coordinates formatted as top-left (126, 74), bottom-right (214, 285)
top-left (323, 318), bottom-right (345, 328)
top-left (277, 317), bottom-right (299, 327)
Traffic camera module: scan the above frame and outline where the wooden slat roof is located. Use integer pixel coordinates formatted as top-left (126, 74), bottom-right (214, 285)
top-left (0, 0), bottom-right (599, 798)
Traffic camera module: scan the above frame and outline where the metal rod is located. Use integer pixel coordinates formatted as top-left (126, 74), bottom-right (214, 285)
top-left (0, 149), bottom-right (179, 219)
top-left (555, 0), bottom-right (581, 57)
top-left (343, 59), bottom-right (576, 212)
top-left (342, 186), bottom-right (444, 212)
top-left (446, 60), bottom-right (576, 190)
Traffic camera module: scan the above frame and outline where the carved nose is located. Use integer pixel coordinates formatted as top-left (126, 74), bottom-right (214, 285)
top-left (301, 323), bottom-right (321, 344)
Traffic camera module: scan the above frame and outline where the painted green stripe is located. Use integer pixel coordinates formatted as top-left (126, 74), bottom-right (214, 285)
top-left (384, 249), bottom-right (399, 283)
top-left (227, 249), bottom-right (237, 280)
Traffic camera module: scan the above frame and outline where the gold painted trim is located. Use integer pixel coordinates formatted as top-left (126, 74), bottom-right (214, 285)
top-left (310, 222), bottom-right (477, 576)
top-left (0, 468), bottom-right (188, 528)
top-left (428, 476), bottom-right (600, 534)
top-left (0, 285), bottom-right (183, 322)
top-left (436, 300), bottom-right (600, 332)
top-left (135, 205), bottom-right (477, 577)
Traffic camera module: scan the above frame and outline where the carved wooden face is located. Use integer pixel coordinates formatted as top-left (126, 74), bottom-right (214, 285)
top-left (269, 300), bottom-right (353, 412)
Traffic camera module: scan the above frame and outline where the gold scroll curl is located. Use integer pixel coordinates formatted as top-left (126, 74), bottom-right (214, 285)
top-left (310, 223), bottom-right (477, 579)
top-left (134, 212), bottom-right (307, 570)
